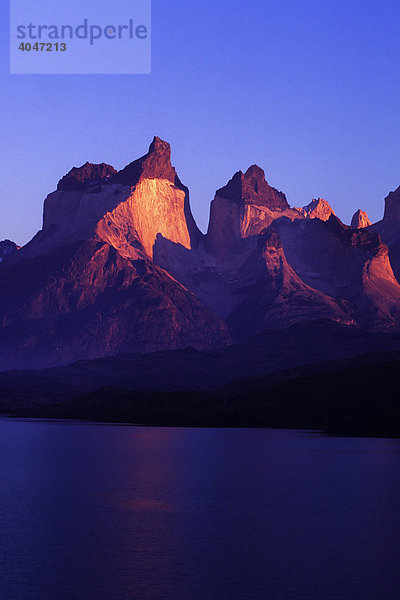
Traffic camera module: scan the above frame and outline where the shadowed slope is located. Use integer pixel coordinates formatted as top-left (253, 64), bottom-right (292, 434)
top-left (0, 239), bottom-right (231, 370)
top-left (273, 215), bottom-right (400, 330)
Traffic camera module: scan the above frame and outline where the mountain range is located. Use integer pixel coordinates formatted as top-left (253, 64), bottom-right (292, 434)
top-left (2, 136), bottom-right (400, 432)
top-left (2, 136), bottom-right (400, 372)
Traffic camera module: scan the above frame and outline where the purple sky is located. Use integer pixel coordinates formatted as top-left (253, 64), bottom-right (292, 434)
top-left (1, 0), bottom-right (400, 245)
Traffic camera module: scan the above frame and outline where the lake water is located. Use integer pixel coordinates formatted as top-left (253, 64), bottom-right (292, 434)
top-left (1, 420), bottom-right (399, 600)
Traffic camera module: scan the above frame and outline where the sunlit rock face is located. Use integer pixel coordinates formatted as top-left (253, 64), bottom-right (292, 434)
top-left (205, 165), bottom-right (300, 257)
top-left (108, 136), bottom-right (202, 257)
top-left (38, 137), bottom-right (202, 260)
top-left (297, 198), bottom-right (334, 221)
top-left (0, 240), bottom-right (19, 264)
top-left (96, 178), bottom-right (196, 259)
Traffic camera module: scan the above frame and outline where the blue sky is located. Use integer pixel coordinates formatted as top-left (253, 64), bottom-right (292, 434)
top-left (1, 0), bottom-right (400, 244)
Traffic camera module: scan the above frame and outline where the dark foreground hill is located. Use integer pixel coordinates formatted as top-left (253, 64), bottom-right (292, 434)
top-left (7, 355), bottom-right (400, 438)
top-left (1, 320), bottom-right (400, 437)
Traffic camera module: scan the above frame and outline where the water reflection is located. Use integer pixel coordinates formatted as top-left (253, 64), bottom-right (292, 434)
top-left (0, 422), bottom-right (400, 600)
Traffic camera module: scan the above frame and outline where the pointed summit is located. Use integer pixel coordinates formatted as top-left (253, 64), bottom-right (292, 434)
top-left (148, 136), bottom-right (171, 154)
top-left (112, 136), bottom-right (177, 187)
top-left (105, 136), bottom-right (202, 256)
top-left (351, 209), bottom-right (371, 229)
top-left (22, 137), bottom-right (201, 261)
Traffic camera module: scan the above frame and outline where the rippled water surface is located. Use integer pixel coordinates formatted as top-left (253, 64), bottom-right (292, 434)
top-left (1, 420), bottom-right (400, 599)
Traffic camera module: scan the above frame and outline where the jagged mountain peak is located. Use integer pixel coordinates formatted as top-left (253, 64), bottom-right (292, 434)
top-left (57, 162), bottom-right (117, 191)
top-left (351, 209), bottom-right (372, 229)
top-left (206, 166), bottom-right (297, 257)
top-left (20, 137), bottom-right (202, 262)
top-left (297, 198), bottom-right (334, 221)
top-left (148, 135), bottom-right (172, 155)
top-left (216, 165), bottom-right (289, 210)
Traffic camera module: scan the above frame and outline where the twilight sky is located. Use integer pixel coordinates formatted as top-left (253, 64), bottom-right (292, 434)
top-left (1, 0), bottom-right (400, 245)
